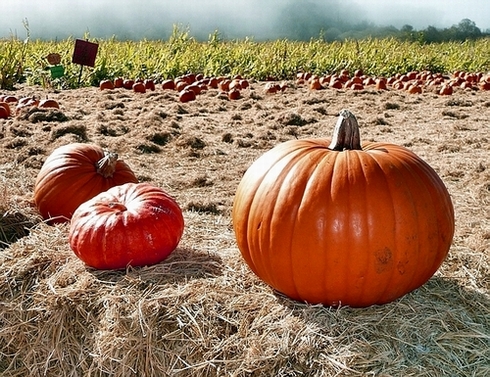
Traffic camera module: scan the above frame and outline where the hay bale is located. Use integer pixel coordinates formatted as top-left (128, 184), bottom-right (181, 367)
top-left (1, 213), bottom-right (489, 377)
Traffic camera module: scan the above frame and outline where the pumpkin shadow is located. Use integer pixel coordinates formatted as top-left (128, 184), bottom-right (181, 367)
top-left (275, 275), bottom-right (489, 316)
top-left (0, 211), bottom-right (39, 250)
top-left (274, 276), bottom-right (489, 372)
top-left (87, 246), bottom-right (224, 285)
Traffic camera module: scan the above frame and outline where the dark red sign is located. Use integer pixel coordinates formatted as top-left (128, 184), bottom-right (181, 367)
top-left (72, 39), bottom-right (99, 67)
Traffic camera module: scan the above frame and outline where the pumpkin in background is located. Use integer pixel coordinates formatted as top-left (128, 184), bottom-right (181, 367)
top-left (34, 143), bottom-right (138, 224)
top-left (38, 98), bottom-right (60, 109)
top-left (114, 77), bottom-right (124, 88)
top-left (132, 82), bottom-right (146, 93)
top-left (179, 89), bottom-right (196, 103)
top-left (99, 79), bottom-right (114, 90)
top-left (232, 110), bottom-right (454, 307)
top-left (0, 102), bottom-right (10, 118)
top-left (69, 182), bottom-right (184, 270)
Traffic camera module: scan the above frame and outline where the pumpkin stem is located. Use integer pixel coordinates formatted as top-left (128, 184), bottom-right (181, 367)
top-left (96, 151), bottom-right (119, 178)
top-left (328, 109), bottom-right (362, 151)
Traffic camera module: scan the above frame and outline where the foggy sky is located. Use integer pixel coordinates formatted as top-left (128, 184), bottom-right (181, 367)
top-left (1, 0), bottom-right (489, 40)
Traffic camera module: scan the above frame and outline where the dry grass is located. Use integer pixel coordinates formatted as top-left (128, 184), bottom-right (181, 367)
top-left (0, 81), bottom-right (489, 376)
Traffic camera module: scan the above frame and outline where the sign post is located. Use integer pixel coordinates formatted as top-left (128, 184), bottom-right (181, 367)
top-left (72, 39), bottom-right (99, 87)
top-left (46, 53), bottom-right (65, 79)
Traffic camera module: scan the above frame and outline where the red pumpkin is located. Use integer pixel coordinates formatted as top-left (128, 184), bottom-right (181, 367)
top-left (479, 80), bottom-right (490, 90)
top-left (34, 143), bottom-right (138, 224)
top-left (39, 98), bottom-right (60, 109)
top-left (132, 82), bottom-right (146, 93)
top-left (228, 88), bottom-right (241, 100)
top-left (185, 84), bottom-right (201, 96)
top-left (0, 101), bottom-right (11, 118)
top-left (218, 79), bottom-right (231, 92)
top-left (161, 79), bottom-right (176, 90)
top-left (264, 82), bottom-right (279, 94)
top-left (1, 95), bottom-right (18, 103)
top-left (114, 77), bottom-right (124, 88)
top-left (0, 104), bottom-right (9, 119)
top-left (144, 79), bottom-right (156, 91)
top-left (99, 79), bottom-right (114, 90)
top-left (123, 79), bottom-right (135, 90)
top-left (329, 79), bottom-right (343, 89)
top-left (179, 89), bottom-right (196, 103)
top-left (232, 110), bottom-right (454, 307)
top-left (69, 182), bottom-right (184, 270)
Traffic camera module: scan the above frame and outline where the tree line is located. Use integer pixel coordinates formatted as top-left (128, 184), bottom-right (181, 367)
top-left (272, 2), bottom-right (487, 42)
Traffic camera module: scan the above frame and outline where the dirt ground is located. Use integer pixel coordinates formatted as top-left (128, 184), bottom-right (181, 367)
top-left (2, 79), bottom-right (489, 263)
top-left (0, 79), bottom-right (489, 376)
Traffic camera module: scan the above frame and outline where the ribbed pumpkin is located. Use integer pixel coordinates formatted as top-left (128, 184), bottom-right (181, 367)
top-left (34, 143), bottom-right (138, 224)
top-left (69, 182), bottom-right (184, 270)
top-left (232, 110), bottom-right (454, 307)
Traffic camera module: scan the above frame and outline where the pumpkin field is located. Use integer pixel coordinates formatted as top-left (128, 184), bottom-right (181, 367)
top-left (0, 36), bottom-right (489, 376)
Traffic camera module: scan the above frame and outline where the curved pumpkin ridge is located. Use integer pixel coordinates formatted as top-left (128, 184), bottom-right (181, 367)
top-left (38, 164), bottom-right (105, 219)
top-left (248, 144), bottom-right (313, 299)
top-left (356, 146), bottom-right (410, 305)
top-left (379, 146), bottom-right (429, 300)
top-left (318, 147), bottom-right (395, 306)
top-left (70, 183), bottom-right (184, 269)
top-left (282, 145), bottom-right (332, 301)
top-left (365, 143), bottom-right (451, 304)
top-left (233, 140), bottom-right (300, 273)
top-left (35, 164), bottom-right (98, 220)
top-left (340, 149), bottom-right (379, 306)
top-left (293, 147), bottom-right (344, 302)
top-left (38, 151), bottom-right (137, 222)
top-left (391, 146), bottom-right (454, 280)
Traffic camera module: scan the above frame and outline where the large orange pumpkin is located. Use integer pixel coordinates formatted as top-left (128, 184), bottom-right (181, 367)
top-left (34, 143), bottom-right (138, 224)
top-left (232, 110), bottom-right (454, 307)
top-left (69, 182), bottom-right (184, 270)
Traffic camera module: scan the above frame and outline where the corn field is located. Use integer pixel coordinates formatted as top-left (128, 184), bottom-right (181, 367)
top-left (1, 27), bottom-right (490, 90)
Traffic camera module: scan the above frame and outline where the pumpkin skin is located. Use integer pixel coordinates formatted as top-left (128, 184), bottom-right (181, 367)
top-left (69, 182), bottom-right (184, 270)
top-left (232, 110), bottom-right (454, 307)
top-left (34, 143), bottom-right (138, 224)
top-left (0, 102), bottom-right (10, 118)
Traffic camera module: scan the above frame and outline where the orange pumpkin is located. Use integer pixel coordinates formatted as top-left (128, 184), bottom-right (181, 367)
top-left (34, 143), bottom-right (138, 224)
top-left (123, 79), bottom-right (135, 90)
top-left (39, 98), bottom-right (60, 109)
top-left (0, 101), bottom-right (11, 118)
top-left (232, 110), bottom-right (454, 307)
top-left (228, 88), bottom-right (241, 100)
top-left (439, 84), bottom-right (453, 95)
top-left (132, 82), bottom-right (146, 93)
top-left (144, 79), bottom-right (155, 91)
top-left (69, 182), bottom-right (184, 270)
top-left (99, 80), bottom-right (114, 90)
top-left (114, 77), bottom-right (124, 88)
top-left (161, 79), bottom-right (176, 90)
top-left (179, 89), bottom-right (196, 103)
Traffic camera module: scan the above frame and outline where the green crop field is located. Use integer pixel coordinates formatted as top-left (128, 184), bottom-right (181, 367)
top-left (1, 27), bottom-right (490, 90)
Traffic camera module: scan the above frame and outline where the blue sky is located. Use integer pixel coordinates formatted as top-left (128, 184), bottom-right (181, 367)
top-left (1, 0), bottom-right (489, 40)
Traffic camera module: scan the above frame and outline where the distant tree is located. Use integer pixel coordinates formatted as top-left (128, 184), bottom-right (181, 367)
top-left (400, 24), bottom-right (416, 41)
top-left (456, 18), bottom-right (481, 39)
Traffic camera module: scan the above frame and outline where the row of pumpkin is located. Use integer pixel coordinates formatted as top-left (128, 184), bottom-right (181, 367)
top-left (0, 95), bottom-right (60, 119)
top-left (297, 69), bottom-right (490, 95)
top-left (31, 108), bottom-right (455, 308)
top-left (99, 74), bottom-right (250, 102)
